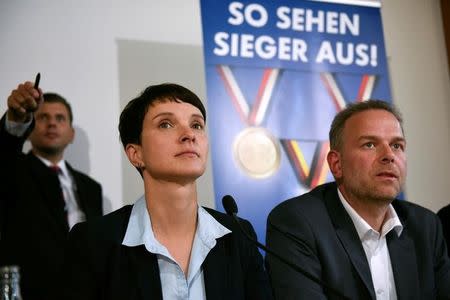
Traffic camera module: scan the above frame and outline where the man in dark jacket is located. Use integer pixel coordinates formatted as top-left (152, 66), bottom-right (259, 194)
top-left (266, 100), bottom-right (450, 299)
top-left (0, 79), bottom-right (103, 300)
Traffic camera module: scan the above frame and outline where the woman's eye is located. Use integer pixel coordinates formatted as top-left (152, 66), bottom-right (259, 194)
top-left (159, 122), bottom-right (172, 129)
top-left (192, 123), bottom-right (204, 130)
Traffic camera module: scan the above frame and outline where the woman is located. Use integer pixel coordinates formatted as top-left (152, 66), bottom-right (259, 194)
top-left (62, 83), bottom-right (273, 300)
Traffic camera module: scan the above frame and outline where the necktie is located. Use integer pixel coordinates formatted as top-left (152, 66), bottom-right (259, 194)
top-left (49, 165), bottom-right (67, 212)
top-left (49, 165), bottom-right (61, 175)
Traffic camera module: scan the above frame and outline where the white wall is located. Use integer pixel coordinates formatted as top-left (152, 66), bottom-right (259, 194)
top-left (381, 0), bottom-right (450, 212)
top-left (0, 0), bottom-right (448, 213)
top-left (0, 0), bottom-right (207, 212)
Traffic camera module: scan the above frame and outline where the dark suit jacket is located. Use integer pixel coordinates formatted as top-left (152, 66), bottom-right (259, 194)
top-left (266, 182), bottom-right (450, 300)
top-left (61, 205), bottom-right (273, 300)
top-left (0, 114), bottom-right (103, 300)
top-left (438, 204), bottom-right (450, 257)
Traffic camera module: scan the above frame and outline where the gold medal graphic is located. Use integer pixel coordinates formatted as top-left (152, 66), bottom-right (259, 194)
top-left (233, 127), bottom-right (281, 179)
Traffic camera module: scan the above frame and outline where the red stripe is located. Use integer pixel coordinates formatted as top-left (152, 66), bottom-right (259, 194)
top-left (320, 73), bottom-right (343, 112)
top-left (216, 66), bottom-right (248, 125)
top-left (248, 68), bottom-right (272, 126)
top-left (357, 74), bottom-right (369, 101)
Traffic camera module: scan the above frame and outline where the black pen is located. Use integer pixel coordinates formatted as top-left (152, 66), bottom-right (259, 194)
top-left (34, 72), bottom-right (40, 89)
top-left (32, 72), bottom-right (41, 110)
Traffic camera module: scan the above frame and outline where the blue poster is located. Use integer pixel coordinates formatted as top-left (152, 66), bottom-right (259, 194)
top-left (200, 0), bottom-right (392, 243)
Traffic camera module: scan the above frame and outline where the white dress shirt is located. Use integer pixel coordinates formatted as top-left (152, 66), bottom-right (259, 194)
top-left (122, 197), bottom-right (231, 300)
top-left (337, 189), bottom-right (403, 300)
top-left (36, 156), bottom-right (86, 229)
top-left (4, 115), bottom-right (32, 136)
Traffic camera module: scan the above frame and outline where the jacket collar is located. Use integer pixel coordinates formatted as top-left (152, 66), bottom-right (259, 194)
top-left (323, 182), bottom-right (420, 299)
top-left (27, 152), bottom-right (69, 233)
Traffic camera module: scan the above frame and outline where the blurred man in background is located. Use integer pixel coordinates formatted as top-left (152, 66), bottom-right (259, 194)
top-left (0, 79), bottom-right (103, 300)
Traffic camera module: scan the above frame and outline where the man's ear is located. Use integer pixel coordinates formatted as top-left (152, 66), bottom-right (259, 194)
top-left (125, 143), bottom-right (143, 168)
top-left (69, 127), bottom-right (75, 144)
top-left (327, 150), bottom-right (342, 179)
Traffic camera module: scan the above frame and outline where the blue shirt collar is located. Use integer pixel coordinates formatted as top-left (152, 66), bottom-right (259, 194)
top-left (122, 196), bottom-right (231, 257)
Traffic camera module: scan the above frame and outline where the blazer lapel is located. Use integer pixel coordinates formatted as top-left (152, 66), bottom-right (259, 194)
top-left (324, 186), bottom-right (376, 299)
top-left (203, 236), bottom-right (229, 300)
top-left (27, 153), bottom-right (69, 233)
top-left (387, 203), bottom-right (420, 299)
top-left (66, 163), bottom-right (90, 216)
top-left (127, 245), bottom-right (163, 300)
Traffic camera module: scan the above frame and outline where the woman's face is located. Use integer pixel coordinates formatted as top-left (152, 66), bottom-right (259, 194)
top-left (136, 100), bottom-right (208, 183)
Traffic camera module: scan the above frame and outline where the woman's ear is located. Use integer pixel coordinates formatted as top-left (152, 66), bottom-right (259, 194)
top-left (125, 143), bottom-right (143, 168)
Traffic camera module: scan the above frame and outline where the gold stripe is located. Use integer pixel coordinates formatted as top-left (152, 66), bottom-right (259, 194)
top-left (290, 141), bottom-right (310, 177)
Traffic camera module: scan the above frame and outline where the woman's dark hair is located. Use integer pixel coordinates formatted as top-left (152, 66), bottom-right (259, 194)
top-left (119, 83), bottom-right (206, 149)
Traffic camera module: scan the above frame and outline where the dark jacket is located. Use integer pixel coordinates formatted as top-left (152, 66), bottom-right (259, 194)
top-left (437, 203), bottom-right (450, 257)
top-left (61, 205), bottom-right (273, 300)
top-left (266, 182), bottom-right (450, 300)
top-left (0, 114), bottom-right (103, 300)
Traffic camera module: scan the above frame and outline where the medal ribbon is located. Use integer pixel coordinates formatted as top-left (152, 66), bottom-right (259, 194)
top-left (320, 72), bottom-right (376, 110)
top-left (282, 73), bottom-right (375, 189)
top-left (281, 140), bottom-right (330, 189)
top-left (217, 65), bottom-right (279, 126)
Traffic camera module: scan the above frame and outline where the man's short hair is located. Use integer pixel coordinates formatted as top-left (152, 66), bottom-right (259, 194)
top-left (42, 93), bottom-right (73, 125)
top-left (329, 100), bottom-right (403, 151)
top-left (118, 83), bottom-right (206, 149)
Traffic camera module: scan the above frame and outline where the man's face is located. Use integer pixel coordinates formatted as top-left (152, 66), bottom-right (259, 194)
top-left (328, 109), bottom-right (407, 205)
top-left (29, 102), bottom-right (74, 157)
